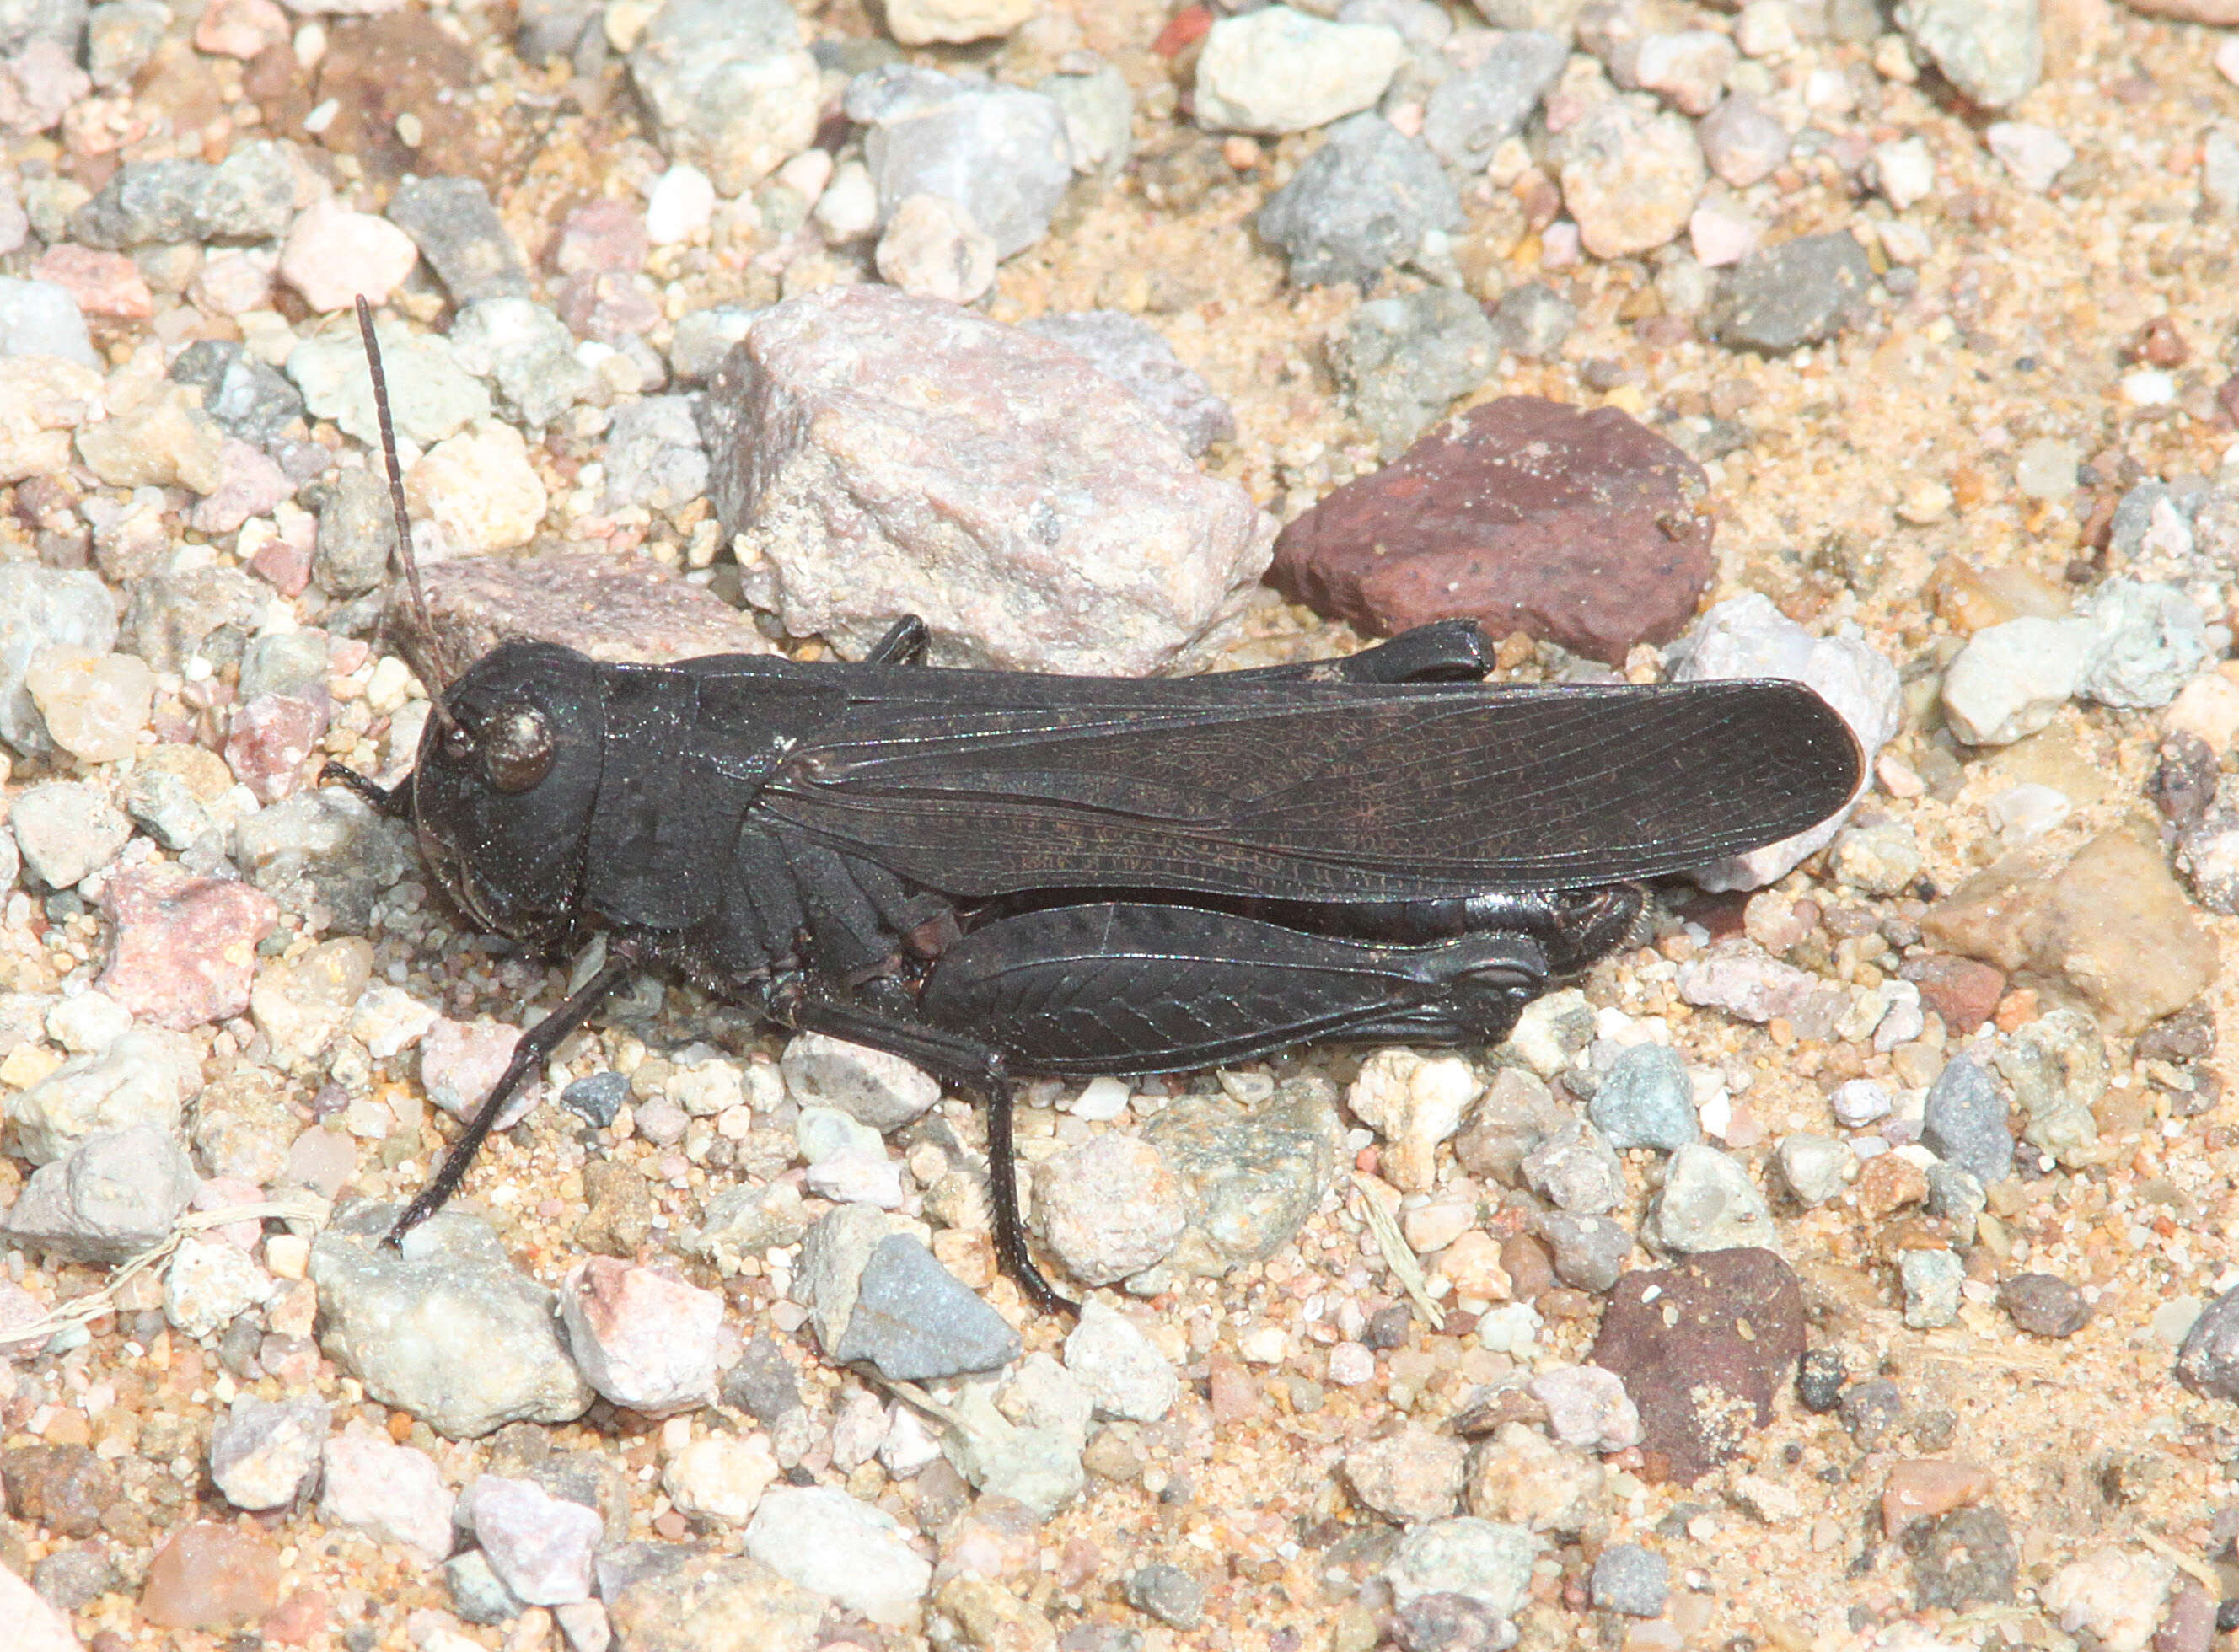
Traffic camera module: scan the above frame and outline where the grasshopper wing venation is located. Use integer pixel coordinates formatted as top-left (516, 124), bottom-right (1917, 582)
top-left (742, 668), bottom-right (1863, 900)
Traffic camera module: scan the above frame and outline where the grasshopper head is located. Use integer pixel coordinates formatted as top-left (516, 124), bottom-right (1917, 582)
top-left (408, 640), bottom-right (605, 950)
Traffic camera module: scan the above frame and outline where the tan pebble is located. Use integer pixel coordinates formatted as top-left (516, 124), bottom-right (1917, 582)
top-left (1880, 1458), bottom-right (1992, 1537)
top-left (2165, 672), bottom-right (2239, 750)
top-left (1432, 1230), bottom-right (1513, 1302)
top-left (1854, 1153), bottom-right (1930, 1219)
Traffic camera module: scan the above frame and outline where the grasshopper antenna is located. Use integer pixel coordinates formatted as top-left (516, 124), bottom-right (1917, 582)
top-left (354, 294), bottom-right (458, 735)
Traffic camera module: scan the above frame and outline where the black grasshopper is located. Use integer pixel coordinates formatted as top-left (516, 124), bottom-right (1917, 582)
top-left (328, 301), bottom-right (1862, 1313)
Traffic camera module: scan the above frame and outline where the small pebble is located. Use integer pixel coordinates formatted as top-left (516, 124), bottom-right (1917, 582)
top-left (279, 199), bottom-right (421, 312)
top-left (1592, 1544), bottom-right (1669, 1617)
top-left (139, 1521), bottom-right (281, 1630)
top-left (560, 1256), bottom-right (722, 1414)
top-left (12, 783), bottom-right (130, 895)
top-left (744, 1484), bottom-right (932, 1626)
top-left (2000, 1272), bottom-right (2091, 1338)
top-left (1554, 99), bottom-right (1704, 259)
top-left (468, 1474), bottom-right (602, 1606)
top-left (210, 1396), bottom-right (330, 1511)
top-left (1920, 1055), bottom-right (2013, 1185)
top-left (1064, 1298), bottom-right (1180, 1423)
top-left (1899, 1248), bottom-right (1965, 1328)
top-left (1125, 1562), bottom-right (1206, 1630)
top-left (319, 1422), bottom-right (456, 1562)
top-left (1643, 1142), bottom-right (1778, 1252)
top-left (645, 164), bottom-right (716, 246)
top-left (628, 0), bottom-right (820, 196)
top-left (1256, 112), bottom-right (1460, 287)
top-left (1587, 1043), bottom-right (1698, 1152)
top-left (1192, 6), bottom-right (1403, 134)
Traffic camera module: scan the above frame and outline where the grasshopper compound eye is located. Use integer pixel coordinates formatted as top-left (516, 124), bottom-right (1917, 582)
top-left (482, 702), bottom-right (555, 793)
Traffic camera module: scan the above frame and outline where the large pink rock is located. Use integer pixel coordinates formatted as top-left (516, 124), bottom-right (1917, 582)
top-left (706, 285), bottom-right (1272, 673)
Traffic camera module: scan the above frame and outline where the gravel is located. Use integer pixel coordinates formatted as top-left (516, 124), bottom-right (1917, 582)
top-left (0, 7), bottom-right (2231, 1645)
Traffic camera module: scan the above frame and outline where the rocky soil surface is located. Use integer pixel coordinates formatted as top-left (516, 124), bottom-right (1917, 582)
top-left (8, 1), bottom-right (2239, 1650)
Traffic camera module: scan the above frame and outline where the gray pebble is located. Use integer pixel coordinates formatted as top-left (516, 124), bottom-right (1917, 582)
top-left (387, 176), bottom-right (532, 305)
top-left (1587, 1043), bottom-right (1698, 1152)
top-left (1898, 0), bottom-right (2040, 110)
top-left (1063, 1298), bottom-right (1179, 1422)
top-left (743, 1484), bottom-right (931, 1622)
top-left (1697, 93), bottom-right (1789, 189)
top-left (830, 1232), bottom-right (1022, 1381)
top-left (121, 566), bottom-right (266, 673)
top-left (0, 276), bottom-right (96, 364)
top-left (1924, 1161), bottom-right (1985, 1237)
top-left (447, 296), bottom-right (594, 428)
top-left (1709, 233), bottom-right (1875, 353)
top-left (849, 64), bottom-right (1074, 260)
top-left (2077, 578), bottom-right (2207, 710)
top-left (1021, 309), bottom-right (1237, 456)
top-left (2177, 1286), bottom-right (2239, 1400)
top-left (2000, 1271), bottom-right (2091, 1338)
top-left (1534, 1211), bottom-right (1630, 1293)
top-left (627, 0), bottom-right (819, 197)
top-left (1125, 1564), bottom-right (1205, 1630)
top-left (1140, 1074), bottom-right (1340, 1273)
top-left (447, 1548), bottom-right (527, 1625)
top-left (1040, 60), bottom-right (1132, 178)
top-left (666, 305), bottom-right (758, 385)
top-left (72, 140), bottom-right (296, 248)
top-left (13, 780), bottom-right (131, 889)
top-left (236, 789), bottom-right (412, 933)
top-left (32, 1544), bottom-right (118, 1613)
top-left (1643, 1142), bottom-right (1777, 1252)
top-left (1591, 1543), bottom-right (1668, 1617)
top-left (601, 395), bottom-right (710, 513)
top-left (1520, 1118), bottom-right (1624, 1215)
top-left (1257, 112), bottom-right (1461, 287)
top-left (1920, 1055), bottom-right (2012, 1185)
top-left (72, 157), bottom-right (209, 247)
top-left (1899, 1247), bottom-right (1964, 1329)
top-left (1772, 1133), bottom-right (1853, 1208)
top-left (313, 467), bottom-right (395, 599)
top-left (309, 1201), bottom-right (595, 1439)
top-left (291, 322), bottom-right (491, 448)
top-left (1420, 30), bottom-right (1566, 172)
top-left (0, 566), bottom-right (115, 756)
top-left (685, 1180), bottom-right (812, 1266)
top-left (170, 340), bottom-right (306, 449)
top-left (84, 0), bottom-right (158, 84)
top-left (209, 1395), bottom-right (330, 1512)
top-left (1487, 281), bottom-right (1574, 360)
top-left (1384, 1517), bottom-right (1537, 1619)
top-left (718, 1335), bottom-right (799, 1431)
top-left (1333, 287), bottom-right (1496, 459)
top-left (560, 1071), bottom-right (628, 1128)
top-left (239, 630), bottom-right (330, 701)
top-left (2, 1123), bottom-right (197, 1263)
top-left (1836, 1376), bottom-right (1903, 1445)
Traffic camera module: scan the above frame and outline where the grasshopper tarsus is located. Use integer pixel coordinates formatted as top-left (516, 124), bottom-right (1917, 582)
top-left (321, 761), bottom-right (411, 818)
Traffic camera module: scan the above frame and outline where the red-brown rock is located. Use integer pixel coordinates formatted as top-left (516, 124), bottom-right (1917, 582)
top-left (1900, 953), bottom-right (2006, 1034)
top-left (3, 1443), bottom-right (121, 1538)
top-left (1270, 396), bottom-right (1715, 666)
top-left (1589, 1247), bottom-right (1805, 1484)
